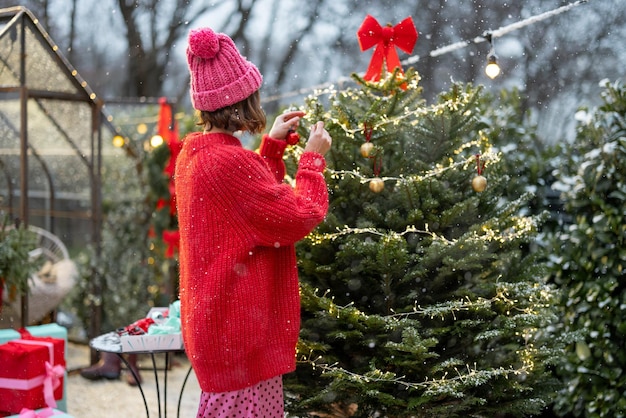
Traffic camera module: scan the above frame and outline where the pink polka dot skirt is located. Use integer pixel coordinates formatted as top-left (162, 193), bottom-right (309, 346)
top-left (196, 376), bottom-right (284, 417)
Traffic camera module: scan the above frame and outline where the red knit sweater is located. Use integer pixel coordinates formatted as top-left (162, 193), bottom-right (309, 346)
top-left (175, 132), bottom-right (328, 392)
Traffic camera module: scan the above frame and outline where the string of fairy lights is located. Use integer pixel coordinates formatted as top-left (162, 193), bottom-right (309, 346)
top-left (263, 0), bottom-right (591, 103)
top-left (425, 0), bottom-right (591, 80)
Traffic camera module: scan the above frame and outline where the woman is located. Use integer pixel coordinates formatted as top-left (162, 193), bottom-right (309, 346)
top-left (176, 27), bottom-right (332, 417)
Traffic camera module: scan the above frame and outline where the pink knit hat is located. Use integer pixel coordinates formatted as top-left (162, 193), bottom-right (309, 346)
top-left (186, 27), bottom-right (263, 111)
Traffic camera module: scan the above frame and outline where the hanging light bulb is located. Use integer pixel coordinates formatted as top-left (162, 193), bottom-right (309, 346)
top-left (485, 52), bottom-right (500, 79)
top-left (484, 33), bottom-right (501, 79)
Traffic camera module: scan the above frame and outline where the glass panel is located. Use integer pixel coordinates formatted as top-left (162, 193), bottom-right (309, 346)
top-left (0, 21), bottom-right (21, 87)
top-left (0, 98), bottom-right (21, 216)
top-left (34, 98), bottom-right (94, 159)
top-left (24, 24), bottom-right (77, 93)
top-left (26, 98), bottom-right (93, 242)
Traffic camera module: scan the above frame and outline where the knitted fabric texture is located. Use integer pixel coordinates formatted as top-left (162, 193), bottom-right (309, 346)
top-left (175, 132), bottom-right (328, 392)
top-left (187, 27), bottom-right (263, 111)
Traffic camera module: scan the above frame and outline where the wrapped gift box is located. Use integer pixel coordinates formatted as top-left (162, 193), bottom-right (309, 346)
top-left (0, 324), bottom-right (67, 413)
top-left (0, 335), bottom-right (65, 414)
top-left (5, 407), bottom-right (74, 417)
top-left (0, 324), bottom-right (67, 349)
top-left (0, 328), bottom-right (20, 345)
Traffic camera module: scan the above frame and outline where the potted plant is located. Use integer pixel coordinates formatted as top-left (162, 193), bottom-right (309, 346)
top-left (0, 216), bottom-right (40, 313)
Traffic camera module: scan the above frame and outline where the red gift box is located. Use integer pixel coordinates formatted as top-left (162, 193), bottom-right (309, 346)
top-left (0, 333), bottom-right (65, 415)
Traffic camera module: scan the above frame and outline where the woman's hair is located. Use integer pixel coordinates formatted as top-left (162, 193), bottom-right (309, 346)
top-left (197, 90), bottom-right (266, 134)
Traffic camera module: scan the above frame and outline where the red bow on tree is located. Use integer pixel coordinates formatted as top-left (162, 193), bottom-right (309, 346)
top-left (162, 229), bottom-right (180, 259)
top-left (158, 97), bottom-right (182, 182)
top-left (357, 15), bottom-right (418, 82)
top-left (156, 97), bottom-right (181, 258)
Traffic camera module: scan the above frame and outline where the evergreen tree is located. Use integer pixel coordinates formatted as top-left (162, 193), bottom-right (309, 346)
top-left (283, 70), bottom-right (565, 417)
top-left (551, 79), bottom-right (626, 418)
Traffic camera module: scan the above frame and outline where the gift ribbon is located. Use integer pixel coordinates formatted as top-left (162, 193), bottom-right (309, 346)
top-left (148, 317), bottom-right (181, 335)
top-left (18, 407), bottom-right (59, 417)
top-left (0, 374), bottom-right (47, 391)
top-left (43, 361), bottom-right (64, 408)
top-left (357, 15), bottom-right (418, 82)
top-left (0, 339), bottom-right (65, 409)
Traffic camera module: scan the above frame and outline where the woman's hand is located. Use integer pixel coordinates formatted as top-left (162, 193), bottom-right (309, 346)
top-left (269, 110), bottom-right (306, 140)
top-left (304, 121), bottom-right (332, 156)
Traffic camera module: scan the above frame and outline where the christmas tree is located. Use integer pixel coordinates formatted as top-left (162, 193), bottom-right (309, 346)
top-left (283, 70), bottom-right (565, 417)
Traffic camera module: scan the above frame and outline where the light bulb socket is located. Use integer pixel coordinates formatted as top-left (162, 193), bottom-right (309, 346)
top-left (483, 32), bottom-right (500, 79)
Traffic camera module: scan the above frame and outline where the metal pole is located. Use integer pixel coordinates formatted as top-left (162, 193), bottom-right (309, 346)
top-left (18, 12), bottom-right (29, 328)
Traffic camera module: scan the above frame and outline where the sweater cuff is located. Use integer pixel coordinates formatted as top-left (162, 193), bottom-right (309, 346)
top-left (260, 134), bottom-right (288, 159)
top-left (299, 152), bottom-right (326, 173)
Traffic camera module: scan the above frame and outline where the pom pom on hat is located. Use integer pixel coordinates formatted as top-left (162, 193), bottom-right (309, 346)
top-left (187, 27), bottom-right (263, 112)
top-left (188, 28), bottom-right (220, 59)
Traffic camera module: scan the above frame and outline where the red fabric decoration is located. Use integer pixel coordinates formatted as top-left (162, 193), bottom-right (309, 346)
top-left (156, 198), bottom-right (167, 210)
top-left (357, 15), bottom-right (418, 82)
top-left (120, 318), bottom-right (155, 336)
top-left (162, 229), bottom-right (180, 259)
top-left (159, 97), bottom-right (182, 180)
top-left (156, 97), bottom-right (181, 258)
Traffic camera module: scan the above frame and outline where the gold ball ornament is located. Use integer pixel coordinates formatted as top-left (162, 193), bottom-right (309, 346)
top-left (472, 175), bottom-right (487, 192)
top-left (360, 142), bottom-right (374, 158)
top-left (369, 177), bottom-right (385, 193)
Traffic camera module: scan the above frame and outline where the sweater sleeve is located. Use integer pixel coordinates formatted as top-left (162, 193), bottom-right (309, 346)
top-left (259, 134), bottom-right (288, 183)
top-left (209, 147), bottom-right (328, 248)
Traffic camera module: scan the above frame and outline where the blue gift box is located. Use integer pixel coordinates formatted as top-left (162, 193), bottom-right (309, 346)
top-left (0, 324), bottom-right (68, 412)
top-left (0, 327), bottom-right (20, 344)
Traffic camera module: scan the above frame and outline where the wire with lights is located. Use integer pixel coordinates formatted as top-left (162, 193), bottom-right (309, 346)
top-left (263, 0), bottom-right (591, 104)
top-left (405, 0), bottom-right (591, 79)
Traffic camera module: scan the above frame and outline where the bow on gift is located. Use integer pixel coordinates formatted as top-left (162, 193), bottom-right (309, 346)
top-left (43, 361), bottom-right (64, 409)
top-left (18, 407), bottom-right (59, 418)
top-left (357, 15), bottom-right (418, 82)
